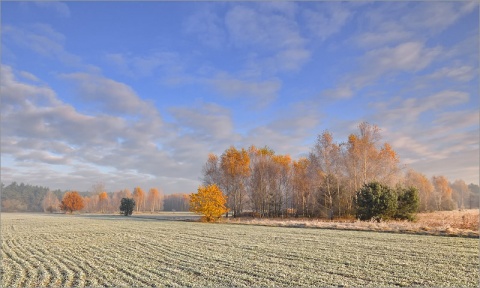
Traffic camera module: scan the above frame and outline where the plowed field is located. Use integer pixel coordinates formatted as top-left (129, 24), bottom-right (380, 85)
top-left (1, 213), bottom-right (478, 287)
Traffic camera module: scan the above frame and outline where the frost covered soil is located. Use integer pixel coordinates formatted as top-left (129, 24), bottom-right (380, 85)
top-left (1, 213), bottom-right (478, 287)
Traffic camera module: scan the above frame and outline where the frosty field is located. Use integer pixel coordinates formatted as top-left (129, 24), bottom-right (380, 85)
top-left (1, 213), bottom-right (478, 287)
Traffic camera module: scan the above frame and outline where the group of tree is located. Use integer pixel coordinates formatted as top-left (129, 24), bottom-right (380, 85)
top-left (55, 191), bottom-right (135, 216)
top-left (1, 182), bottom-right (192, 214)
top-left (1, 182), bottom-right (63, 212)
top-left (80, 184), bottom-right (162, 214)
top-left (163, 193), bottom-right (190, 211)
top-left (54, 186), bottom-right (185, 214)
top-left (77, 185), bottom-right (165, 214)
top-left (201, 122), bottom-right (480, 220)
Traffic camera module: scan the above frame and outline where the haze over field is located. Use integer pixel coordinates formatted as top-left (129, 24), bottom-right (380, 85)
top-left (1, 2), bottom-right (478, 194)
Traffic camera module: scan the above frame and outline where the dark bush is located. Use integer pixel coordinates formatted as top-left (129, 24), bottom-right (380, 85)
top-left (120, 198), bottom-right (135, 216)
top-left (395, 187), bottom-right (420, 221)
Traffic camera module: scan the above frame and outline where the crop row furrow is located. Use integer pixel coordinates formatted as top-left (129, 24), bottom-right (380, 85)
top-left (38, 248), bottom-right (89, 287)
top-left (159, 245), bottom-right (301, 286)
top-left (32, 240), bottom-right (91, 287)
top-left (1, 250), bottom-right (17, 286)
top-left (83, 243), bottom-right (162, 286)
top-left (18, 239), bottom-right (67, 287)
top-left (120, 237), bottom-right (266, 286)
top-left (3, 239), bottom-right (35, 287)
top-left (116, 241), bottom-right (205, 284)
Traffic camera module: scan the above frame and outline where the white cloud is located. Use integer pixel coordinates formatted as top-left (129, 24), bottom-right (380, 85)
top-left (354, 1), bottom-right (477, 50)
top-left (61, 73), bottom-right (160, 118)
top-left (302, 3), bottom-right (352, 41)
top-left (401, 1), bottom-right (477, 33)
top-left (169, 102), bottom-right (237, 141)
top-left (407, 148), bottom-right (479, 185)
top-left (0, 65), bottom-right (60, 110)
top-left (34, 1), bottom-right (71, 18)
top-left (238, 101), bottom-right (323, 157)
top-left (334, 41), bottom-right (442, 91)
top-left (321, 86), bottom-right (353, 99)
top-left (354, 23), bottom-right (412, 48)
top-left (367, 89), bottom-right (478, 186)
top-left (364, 42), bottom-right (441, 74)
top-left (372, 90), bottom-right (469, 125)
top-left (3, 24), bottom-right (76, 63)
top-left (210, 73), bottom-right (281, 107)
top-left (105, 51), bottom-right (182, 78)
top-left (183, 7), bottom-right (226, 49)
top-left (225, 4), bottom-right (310, 74)
top-left (428, 66), bottom-right (475, 82)
top-left (258, 1), bottom-right (298, 18)
top-left (2, 24), bottom-right (99, 72)
top-left (270, 47), bottom-right (311, 73)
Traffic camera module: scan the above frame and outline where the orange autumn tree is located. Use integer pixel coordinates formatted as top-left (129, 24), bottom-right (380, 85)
top-left (133, 187), bottom-right (145, 212)
top-left (190, 184), bottom-right (228, 222)
top-left (147, 188), bottom-right (162, 212)
top-left (98, 191), bottom-right (109, 213)
top-left (60, 191), bottom-right (85, 213)
top-left (220, 146), bottom-right (250, 217)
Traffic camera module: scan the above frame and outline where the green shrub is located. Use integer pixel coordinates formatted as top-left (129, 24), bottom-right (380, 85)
top-left (355, 182), bottom-right (397, 222)
top-left (395, 187), bottom-right (419, 221)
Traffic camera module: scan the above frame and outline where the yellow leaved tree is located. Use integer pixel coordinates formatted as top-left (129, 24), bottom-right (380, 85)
top-left (190, 184), bottom-right (228, 222)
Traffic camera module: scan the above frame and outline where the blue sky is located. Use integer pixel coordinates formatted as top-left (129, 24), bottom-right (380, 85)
top-left (1, 1), bottom-right (478, 194)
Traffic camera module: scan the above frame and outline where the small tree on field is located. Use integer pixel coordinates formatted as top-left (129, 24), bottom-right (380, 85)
top-left (190, 184), bottom-right (228, 222)
top-left (60, 191), bottom-right (85, 214)
top-left (355, 182), bottom-right (397, 222)
top-left (395, 186), bottom-right (420, 221)
top-left (120, 198), bottom-right (135, 216)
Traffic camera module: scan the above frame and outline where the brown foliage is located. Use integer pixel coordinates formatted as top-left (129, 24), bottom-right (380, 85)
top-left (60, 191), bottom-right (85, 213)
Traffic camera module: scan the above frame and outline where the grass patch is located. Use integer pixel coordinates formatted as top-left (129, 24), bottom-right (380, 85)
top-left (224, 209), bottom-right (479, 238)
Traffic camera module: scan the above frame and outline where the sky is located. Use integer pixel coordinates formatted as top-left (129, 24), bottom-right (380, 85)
top-left (1, 1), bottom-right (478, 194)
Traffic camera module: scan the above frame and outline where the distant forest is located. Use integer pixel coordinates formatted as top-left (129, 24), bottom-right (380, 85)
top-left (1, 182), bottom-right (190, 213)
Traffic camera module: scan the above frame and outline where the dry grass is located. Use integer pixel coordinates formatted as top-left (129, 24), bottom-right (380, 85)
top-left (224, 209), bottom-right (479, 238)
top-left (416, 209), bottom-right (479, 231)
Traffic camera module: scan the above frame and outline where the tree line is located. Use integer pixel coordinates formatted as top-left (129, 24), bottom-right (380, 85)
top-left (201, 122), bottom-right (480, 218)
top-left (1, 182), bottom-right (190, 213)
